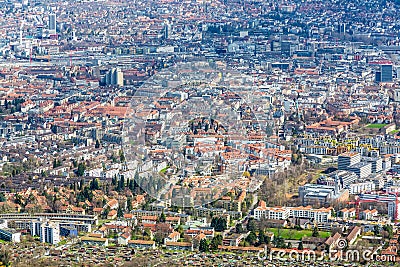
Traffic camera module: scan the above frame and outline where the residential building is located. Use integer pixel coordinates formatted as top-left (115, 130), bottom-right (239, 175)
top-left (0, 228), bottom-right (21, 243)
top-left (128, 240), bottom-right (156, 249)
top-left (40, 221), bottom-right (60, 245)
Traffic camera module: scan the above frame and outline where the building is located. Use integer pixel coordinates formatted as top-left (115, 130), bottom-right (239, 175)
top-left (363, 157), bottom-right (383, 173)
top-left (376, 64), bottom-right (393, 83)
top-left (165, 241), bottom-right (193, 251)
top-left (222, 233), bottom-right (245, 246)
top-left (338, 152), bottom-right (361, 170)
top-left (40, 221), bottom-right (60, 245)
top-left (339, 208), bottom-right (356, 219)
top-left (164, 231), bottom-right (180, 244)
top-left (359, 193), bottom-right (400, 220)
top-left (81, 236), bottom-right (108, 246)
top-left (184, 227), bottom-right (215, 239)
top-left (298, 184), bottom-right (348, 206)
top-left (253, 201), bottom-right (332, 223)
top-left (128, 240), bottom-right (156, 249)
top-left (348, 181), bottom-right (375, 194)
top-left (0, 228), bottom-right (21, 243)
top-left (360, 209), bottom-right (378, 220)
top-left (347, 162), bottom-right (372, 179)
top-left (0, 213), bottom-right (98, 226)
top-left (60, 225), bottom-right (78, 238)
top-left (48, 14), bottom-right (56, 33)
top-left (318, 170), bottom-right (357, 190)
top-left (104, 68), bottom-right (124, 86)
top-left (117, 232), bottom-right (131, 246)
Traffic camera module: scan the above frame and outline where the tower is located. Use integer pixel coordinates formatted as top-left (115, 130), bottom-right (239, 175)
top-left (19, 20), bottom-right (24, 45)
top-left (48, 14), bottom-right (56, 33)
top-left (376, 64), bottom-right (393, 83)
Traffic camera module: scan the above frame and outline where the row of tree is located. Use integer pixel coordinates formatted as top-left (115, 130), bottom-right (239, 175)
top-left (199, 235), bottom-right (223, 252)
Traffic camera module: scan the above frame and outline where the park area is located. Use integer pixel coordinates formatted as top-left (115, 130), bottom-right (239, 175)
top-left (267, 228), bottom-right (331, 240)
top-left (366, 124), bottom-right (387, 129)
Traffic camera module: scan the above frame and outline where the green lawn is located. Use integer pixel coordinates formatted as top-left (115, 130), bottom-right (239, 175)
top-left (390, 130), bottom-right (399, 134)
top-left (366, 124), bottom-right (387, 129)
top-left (266, 228), bottom-right (331, 240)
top-left (159, 166), bottom-right (170, 174)
top-left (58, 239), bottom-right (68, 246)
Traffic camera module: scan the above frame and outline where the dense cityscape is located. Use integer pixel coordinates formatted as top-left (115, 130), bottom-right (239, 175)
top-left (0, 0), bottom-right (399, 266)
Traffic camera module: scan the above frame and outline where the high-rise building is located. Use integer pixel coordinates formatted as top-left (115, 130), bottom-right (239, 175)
top-left (48, 14), bottom-right (57, 33)
top-left (40, 221), bottom-right (60, 245)
top-left (338, 152), bottom-right (361, 170)
top-left (376, 64), bottom-right (393, 82)
top-left (338, 23), bottom-right (346, 35)
top-left (104, 68), bottom-right (124, 86)
top-left (164, 24), bottom-right (171, 39)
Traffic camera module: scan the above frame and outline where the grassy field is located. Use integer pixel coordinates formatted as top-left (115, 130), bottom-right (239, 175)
top-left (366, 124), bottom-right (387, 129)
top-left (266, 228), bottom-right (331, 240)
top-left (159, 166), bottom-right (170, 174)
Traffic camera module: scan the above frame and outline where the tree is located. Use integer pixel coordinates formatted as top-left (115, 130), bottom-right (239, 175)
top-left (243, 171), bottom-right (251, 178)
top-left (153, 232), bottom-right (164, 245)
top-left (247, 218), bottom-right (256, 231)
top-left (0, 193), bottom-right (6, 202)
top-left (383, 224), bottom-right (393, 239)
top-left (210, 235), bottom-right (222, 251)
top-left (236, 223), bottom-right (244, 234)
top-left (176, 225), bottom-right (184, 235)
top-left (128, 179), bottom-right (134, 191)
top-left (90, 178), bottom-right (100, 190)
top-left (95, 139), bottom-right (101, 148)
top-left (199, 238), bottom-right (209, 252)
top-left (331, 208), bottom-right (336, 218)
top-left (298, 241), bottom-right (304, 250)
top-left (312, 226), bottom-right (319, 237)
top-left (79, 179), bottom-right (85, 191)
top-left (119, 150), bottom-right (125, 162)
top-left (117, 176), bottom-right (125, 191)
top-left (127, 196), bottom-right (132, 211)
top-left (14, 194), bottom-right (22, 205)
top-left (245, 231), bottom-right (257, 246)
top-left (117, 207), bottom-right (124, 218)
top-left (77, 162), bottom-right (86, 177)
top-left (258, 229), bottom-right (266, 245)
top-left (373, 225), bottom-right (381, 236)
top-left (159, 212), bottom-right (166, 223)
top-left (102, 206), bottom-right (110, 219)
top-left (274, 236), bottom-right (286, 248)
top-left (0, 247), bottom-right (10, 267)
top-left (211, 216), bottom-right (227, 232)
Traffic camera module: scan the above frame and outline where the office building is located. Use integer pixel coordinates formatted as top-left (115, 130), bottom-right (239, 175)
top-left (48, 14), bottom-right (57, 33)
top-left (363, 157), bottom-right (382, 173)
top-left (318, 170), bottom-right (357, 190)
top-left (104, 68), bottom-right (124, 86)
top-left (376, 64), bottom-right (393, 82)
top-left (338, 152), bottom-right (361, 170)
top-left (298, 184), bottom-right (348, 206)
top-left (347, 162), bottom-right (372, 179)
top-left (30, 219), bottom-right (42, 236)
top-left (60, 225), bottom-right (78, 237)
top-left (338, 23), bottom-right (346, 35)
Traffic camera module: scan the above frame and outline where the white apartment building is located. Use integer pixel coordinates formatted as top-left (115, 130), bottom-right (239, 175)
top-left (40, 221), bottom-right (60, 245)
top-left (253, 201), bottom-right (332, 223)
